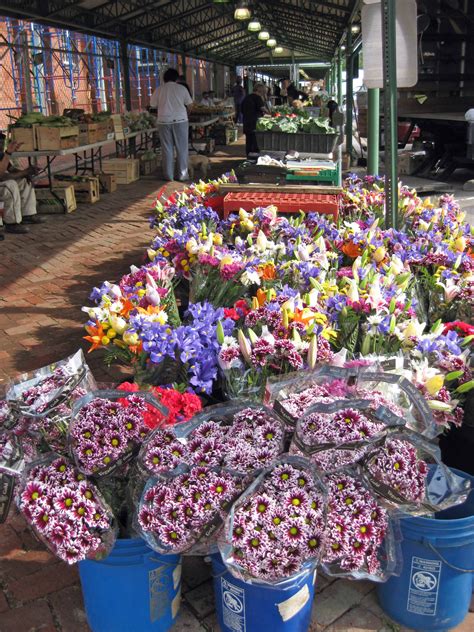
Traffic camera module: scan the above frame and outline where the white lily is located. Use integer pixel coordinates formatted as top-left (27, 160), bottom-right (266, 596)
top-left (346, 279), bottom-right (360, 303)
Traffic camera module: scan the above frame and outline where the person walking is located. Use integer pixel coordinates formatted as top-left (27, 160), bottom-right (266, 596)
top-left (150, 68), bottom-right (193, 182)
top-left (241, 82), bottom-right (266, 157)
top-left (232, 77), bottom-right (246, 124)
top-left (0, 137), bottom-right (45, 234)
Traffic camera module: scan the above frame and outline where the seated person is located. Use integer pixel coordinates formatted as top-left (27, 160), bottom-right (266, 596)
top-left (0, 136), bottom-right (45, 234)
top-left (200, 92), bottom-right (214, 107)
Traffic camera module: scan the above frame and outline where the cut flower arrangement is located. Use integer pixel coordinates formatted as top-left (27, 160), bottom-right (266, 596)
top-left (0, 171), bottom-right (472, 597)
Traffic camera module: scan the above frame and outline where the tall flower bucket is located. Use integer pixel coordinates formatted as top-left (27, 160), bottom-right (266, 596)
top-left (212, 553), bottom-right (316, 632)
top-left (377, 469), bottom-right (474, 631)
top-left (79, 538), bottom-right (182, 632)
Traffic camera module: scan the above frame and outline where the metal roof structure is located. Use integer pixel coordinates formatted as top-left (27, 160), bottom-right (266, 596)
top-left (0, 1), bottom-right (358, 65)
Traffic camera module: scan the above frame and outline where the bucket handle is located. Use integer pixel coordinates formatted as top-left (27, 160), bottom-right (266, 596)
top-left (427, 542), bottom-right (474, 573)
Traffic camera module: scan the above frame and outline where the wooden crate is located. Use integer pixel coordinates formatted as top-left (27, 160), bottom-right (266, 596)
top-left (10, 126), bottom-right (37, 151)
top-left (78, 123), bottom-right (101, 145)
top-left (54, 176), bottom-right (100, 203)
top-left (96, 120), bottom-right (109, 141)
top-left (139, 157), bottom-right (158, 176)
top-left (98, 173), bottom-right (117, 193)
top-left (102, 158), bottom-right (140, 184)
top-left (35, 185), bottom-right (77, 214)
top-left (109, 114), bottom-right (125, 140)
top-left (36, 126), bottom-right (79, 150)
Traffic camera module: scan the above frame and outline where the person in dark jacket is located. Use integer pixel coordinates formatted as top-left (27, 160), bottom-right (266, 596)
top-left (232, 77), bottom-right (246, 124)
top-left (241, 83), bottom-right (266, 157)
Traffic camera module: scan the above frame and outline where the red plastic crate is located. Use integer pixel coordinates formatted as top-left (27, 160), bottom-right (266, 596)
top-left (223, 192), bottom-right (339, 220)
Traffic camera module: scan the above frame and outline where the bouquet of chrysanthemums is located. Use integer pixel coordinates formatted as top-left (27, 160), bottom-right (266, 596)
top-left (138, 401), bottom-right (285, 477)
top-left (17, 455), bottom-right (116, 564)
top-left (218, 457), bottom-right (327, 584)
top-left (137, 466), bottom-right (244, 554)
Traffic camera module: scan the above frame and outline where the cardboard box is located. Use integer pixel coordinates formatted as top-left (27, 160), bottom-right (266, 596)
top-left (10, 126), bottom-right (37, 151)
top-left (101, 158), bottom-right (140, 184)
top-left (35, 185), bottom-right (77, 213)
top-left (398, 151), bottom-right (426, 176)
top-left (98, 173), bottom-right (117, 193)
top-left (36, 126), bottom-right (79, 150)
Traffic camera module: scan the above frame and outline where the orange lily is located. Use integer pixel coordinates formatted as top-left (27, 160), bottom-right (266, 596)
top-left (258, 263), bottom-right (277, 280)
top-left (120, 299), bottom-right (135, 318)
top-left (256, 288), bottom-right (268, 307)
top-left (136, 305), bottom-right (164, 316)
top-left (291, 308), bottom-right (314, 326)
top-left (342, 242), bottom-right (362, 259)
top-left (84, 321), bottom-right (106, 353)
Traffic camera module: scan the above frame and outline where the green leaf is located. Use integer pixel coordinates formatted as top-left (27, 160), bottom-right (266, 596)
top-left (445, 370), bottom-right (464, 382)
top-left (456, 380), bottom-right (474, 394)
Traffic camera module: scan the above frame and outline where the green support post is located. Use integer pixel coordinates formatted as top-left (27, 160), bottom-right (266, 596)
top-left (345, 30), bottom-right (354, 162)
top-left (367, 88), bottom-right (380, 176)
top-left (382, 0), bottom-right (399, 228)
top-left (337, 51), bottom-right (343, 105)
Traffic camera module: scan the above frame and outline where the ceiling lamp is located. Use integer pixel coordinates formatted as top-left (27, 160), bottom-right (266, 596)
top-left (274, 46), bottom-right (284, 53)
top-left (213, 0), bottom-right (231, 3)
top-left (267, 38), bottom-right (277, 47)
top-left (248, 19), bottom-right (261, 31)
top-left (351, 23), bottom-right (361, 34)
top-left (234, 1), bottom-right (251, 20)
top-left (258, 30), bottom-right (270, 40)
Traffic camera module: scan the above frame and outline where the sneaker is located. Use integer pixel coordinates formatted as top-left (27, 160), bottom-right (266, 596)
top-left (5, 223), bottom-right (30, 234)
top-left (23, 215), bottom-right (47, 224)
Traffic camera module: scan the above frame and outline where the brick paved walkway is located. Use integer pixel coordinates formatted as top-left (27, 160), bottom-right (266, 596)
top-left (1, 147), bottom-right (473, 631)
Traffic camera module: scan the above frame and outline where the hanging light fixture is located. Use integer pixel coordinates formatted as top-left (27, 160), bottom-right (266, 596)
top-left (258, 30), bottom-right (270, 40)
top-left (234, 1), bottom-right (251, 20)
top-left (267, 38), bottom-right (277, 47)
top-left (213, 0), bottom-right (231, 3)
top-left (351, 23), bottom-right (361, 34)
top-left (274, 46), bottom-right (284, 54)
top-left (248, 19), bottom-right (261, 31)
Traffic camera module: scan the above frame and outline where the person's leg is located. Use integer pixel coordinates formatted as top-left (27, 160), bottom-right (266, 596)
top-left (17, 178), bottom-right (38, 218)
top-left (1, 181), bottom-right (22, 224)
top-left (0, 181), bottom-right (29, 233)
top-left (246, 132), bottom-right (259, 156)
top-left (158, 124), bottom-right (175, 181)
top-left (173, 121), bottom-right (189, 181)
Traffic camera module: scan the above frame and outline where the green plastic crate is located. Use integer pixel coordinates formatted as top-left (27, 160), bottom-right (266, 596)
top-left (286, 162), bottom-right (340, 185)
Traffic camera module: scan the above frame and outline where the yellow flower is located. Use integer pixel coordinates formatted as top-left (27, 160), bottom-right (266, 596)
top-left (425, 374), bottom-right (444, 396)
top-left (373, 247), bottom-right (386, 264)
top-left (454, 236), bottom-right (466, 252)
top-left (101, 336), bottom-right (110, 346)
top-left (213, 234), bottom-right (223, 246)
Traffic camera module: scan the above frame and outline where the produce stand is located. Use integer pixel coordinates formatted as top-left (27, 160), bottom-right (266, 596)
top-left (115, 128), bottom-right (158, 158)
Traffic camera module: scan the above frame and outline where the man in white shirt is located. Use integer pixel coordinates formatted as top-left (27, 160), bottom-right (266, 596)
top-left (150, 68), bottom-right (193, 181)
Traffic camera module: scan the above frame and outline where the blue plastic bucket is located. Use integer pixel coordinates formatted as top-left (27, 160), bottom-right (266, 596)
top-left (212, 553), bottom-right (316, 632)
top-left (79, 538), bottom-right (182, 632)
top-left (377, 469), bottom-right (474, 631)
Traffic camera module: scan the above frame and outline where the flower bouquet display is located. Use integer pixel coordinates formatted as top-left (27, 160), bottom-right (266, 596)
top-left (218, 456), bottom-right (327, 584)
top-left (138, 401), bottom-right (286, 477)
top-left (136, 402), bottom-right (286, 555)
top-left (17, 455), bottom-right (116, 564)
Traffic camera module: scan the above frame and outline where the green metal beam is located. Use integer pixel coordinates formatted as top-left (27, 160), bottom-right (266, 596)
top-left (337, 49), bottom-right (342, 104)
top-left (345, 28), bottom-right (354, 161)
top-left (367, 88), bottom-right (380, 176)
top-left (382, 0), bottom-right (398, 228)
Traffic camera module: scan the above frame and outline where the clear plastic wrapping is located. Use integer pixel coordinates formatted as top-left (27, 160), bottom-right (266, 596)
top-left (266, 367), bottom-right (365, 428)
top-left (136, 465), bottom-right (245, 555)
top-left (360, 432), bottom-right (472, 516)
top-left (321, 470), bottom-right (401, 582)
top-left (7, 350), bottom-right (96, 420)
top-left (69, 390), bottom-right (167, 477)
top-left (138, 400), bottom-right (286, 478)
top-left (218, 455), bottom-right (328, 586)
top-left (354, 371), bottom-right (438, 439)
top-left (16, 454), bottom-right (117, 563)
top-left (290, 399), bottom-right (405, 472)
